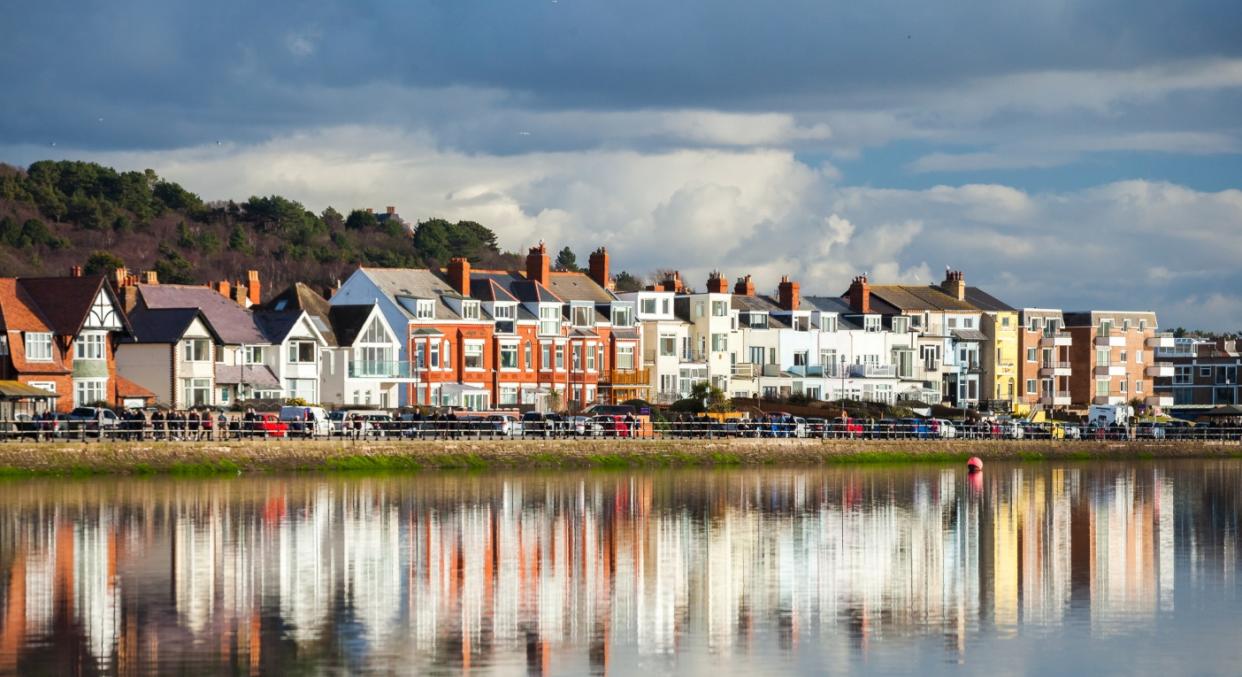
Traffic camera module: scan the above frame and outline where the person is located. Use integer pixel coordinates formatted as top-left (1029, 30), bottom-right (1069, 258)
top-left (625, 412), bottom-right (638, 439)
top-left (243, 408), bottom-right (256, 439)
top-left (187, 409), bottom-right (200, 441)
top-left (217, 411), bottom-right (229, 440)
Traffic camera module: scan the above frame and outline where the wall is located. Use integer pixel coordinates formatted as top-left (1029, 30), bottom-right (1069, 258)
top-left (115, 344), bottom-right (173, 406)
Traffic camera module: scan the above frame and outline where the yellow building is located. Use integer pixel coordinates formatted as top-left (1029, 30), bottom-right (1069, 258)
top-left (965, 288), bottom-right (1021, 413)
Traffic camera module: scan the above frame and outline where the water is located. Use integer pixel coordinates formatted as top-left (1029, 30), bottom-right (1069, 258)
top-left (0, 461), bottom-right (1239, 676)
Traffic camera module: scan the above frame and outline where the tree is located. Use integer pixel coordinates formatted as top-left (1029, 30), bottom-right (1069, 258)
top-left (555, 246), bottom-right (579, 272)
top-left (228, 223), bottom-right (252, 253)
top-left (613, 270), bottom-right (643, 292)
top-left (154, 244), bottom-right (194, 284)
top-left (690, 382), bottom-right (732, 413)
top-left (84, 250), bottom-right (125, 276)
top-left (320, 206), bottom-right (344, 230)
top-left (345, 209), bottom-right (379, 231)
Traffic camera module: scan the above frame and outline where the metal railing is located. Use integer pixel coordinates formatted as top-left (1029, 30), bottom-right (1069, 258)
top-left (348, 360), bottom-right (417, 378)
top-left (1, 417), bottom-right (1238, 443)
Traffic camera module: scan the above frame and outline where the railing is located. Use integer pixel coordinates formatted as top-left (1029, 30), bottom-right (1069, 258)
top-left (4, 417), bottom-right (1238, 443)
top-left (732, 363), bottom-right (758, 379)
top-left (605, 368), bottom-right (650, 385)
top-left (348, 361), bottom-right (416, 378)
top-left (848, 364), bottom-right (896, 378)
top-left (1040, 390), bottom-right (1072, 404)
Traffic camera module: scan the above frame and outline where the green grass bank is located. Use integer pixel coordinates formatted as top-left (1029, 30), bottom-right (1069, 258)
top-left (1, 438), bottom-right (1241, 476)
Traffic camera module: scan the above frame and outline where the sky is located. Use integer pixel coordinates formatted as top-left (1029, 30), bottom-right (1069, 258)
top-left (1, 0), bottom-right (1241, 328)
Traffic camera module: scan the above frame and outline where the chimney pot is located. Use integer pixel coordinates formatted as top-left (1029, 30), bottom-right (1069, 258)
top-left (447, 257), bottom-right (471, 297)
top-left (588, 247), bottom-right (611, 290)
top-left (706, 270), bottom-right (729, 294)
top-left (733, 275), bottom-right (756, 296)
top-left (526, 242), bottom-right (551, 286)
top-left (777, 275), bottom-right (800, 311)
top-left (848, 274), bottom-right (871, 314)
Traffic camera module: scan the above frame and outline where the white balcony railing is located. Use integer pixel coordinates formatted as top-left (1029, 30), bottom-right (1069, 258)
top-left (849, 364), bottom-right (896, 378)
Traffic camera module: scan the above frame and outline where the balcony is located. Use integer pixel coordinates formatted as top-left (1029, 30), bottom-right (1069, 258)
top-left (849, 364), bottom-right (896, 378)
top-left (731, 363), bottom-right (758, 379)
top-left (1145, 362), bottom-right (1174, 378)
top-left (1040, 361), bottom-right (1071, 377)
top-left (1040, 391), bottom-right (1072, 406)
top-left (605, 367), bottom-right (650, 386)
top-left (1093, 364), bottom-right (1127, 377)
top-left (1093, 395), bottom-right (1127, 405)
top-left (1039, 332), bottom-right (1072, 347)
top-left (1094, 333), bottom-right (1126, 347)
top-left (1146, 332), bottom-right (1175, 349)
top-left (348, 361), bottom-right (417, 379)
top-left (1145, 394), bottom-right (1174, 408)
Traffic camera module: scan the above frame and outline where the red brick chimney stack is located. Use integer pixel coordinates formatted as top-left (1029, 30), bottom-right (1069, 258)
top-left (777, 275), bottom-right (800, 311)
top-left (941, 269), bottom-right (966, 301)
top-left (142, 271), bottom-right (159, 285)
top-left (386, 206), bottom-right (396, 216)
top-left (526, 242), bottom-right (551, 286)
top-left (70, 265), bottom-right (83, 277)
top-left (706, 270), bottom-right (729, 294)
top-left (447, 257), bottom-right (471, 297)
top-left (214, 280), bottom-right (231, 298)
top-left (588, 247), bottom-right (611, 290)
top-left (246, 270), bottom-right (261, 306)
top-left (848, 274), bottom-right (870, 313)
top-left (733, 275), bottom-right (755, 296)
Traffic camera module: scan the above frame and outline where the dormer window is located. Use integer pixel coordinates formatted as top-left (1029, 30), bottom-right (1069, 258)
top-left (572, 305), bottom-right (594, 328)
top-left (820, 316), bottom-right (838, 332)
top-left (415, 300), bottom-right (435, 320)
top-left (24, 332), bottom-right (52, 361)
top-left (611, 306), bottom-right (634, 327)
top-left (864, 316), bottom-right (881, 333)
top-left (494, 303), bottom-right (516, 320)
top-left (539, 305), bottom-right (561, 336)
top-left (892, 316), bottom-right (909, 334)
top-left (747, 313), bottom-right (768, 329)
top-left (640, 298), bottom-right (657, 315)
top-left (462, 300), bottom-right (481, 320)
top-left (791, 316), bottom-right (809, 331)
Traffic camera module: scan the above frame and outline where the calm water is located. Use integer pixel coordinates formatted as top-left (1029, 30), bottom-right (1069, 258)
top-left (0, 462), bottom-right (1240, 676)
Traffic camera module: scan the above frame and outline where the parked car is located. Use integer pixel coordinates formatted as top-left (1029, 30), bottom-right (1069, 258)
top-left (568, 415), bottom-right (602, 437)
top-left (486, 414), bottom-right (524, 437)
top-left (522, 412), bottom-right (566, 437)
top-left (929, 418), bottom-right (957, 439)
top-left (279, 405), bottom-right (331, 437)
top-left (253, 413), bottom-right (288, 438)
top-left (66, 407), bottom-right (121, 431)
top-left (1135, 422), bottom-right (1166, 439)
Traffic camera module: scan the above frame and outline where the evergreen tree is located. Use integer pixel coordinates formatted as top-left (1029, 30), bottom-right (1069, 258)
top-left (555, 246), bottom-right (579, 272)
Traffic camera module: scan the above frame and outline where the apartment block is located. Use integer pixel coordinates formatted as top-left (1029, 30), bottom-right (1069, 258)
top-left (1064, 311), bottom-right (1172, 410)
top-left (1017, 309), bottom-right (1073, 411)
top-left (1154, 337), bottom-right (1241, 410)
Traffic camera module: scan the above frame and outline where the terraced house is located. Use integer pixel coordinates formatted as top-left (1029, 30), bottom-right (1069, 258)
top-left (0, 269), bottom-right (134, 410)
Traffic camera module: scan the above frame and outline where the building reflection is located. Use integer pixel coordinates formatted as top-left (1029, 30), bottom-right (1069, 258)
top-left (0, 462), bottom-right (1237, 673)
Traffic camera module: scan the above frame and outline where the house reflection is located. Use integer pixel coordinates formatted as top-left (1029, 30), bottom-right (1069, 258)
top-left (0, 463), bottom-right (1235, 673)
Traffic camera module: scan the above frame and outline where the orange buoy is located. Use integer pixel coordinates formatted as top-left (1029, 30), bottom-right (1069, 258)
top-left (967, 456), bottom-right (983, 472)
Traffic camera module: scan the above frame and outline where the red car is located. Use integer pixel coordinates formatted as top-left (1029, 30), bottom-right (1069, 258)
top-left (254, 413), bottom-right (288, 438)
top-left (593, 415), bottom-right (631, 438)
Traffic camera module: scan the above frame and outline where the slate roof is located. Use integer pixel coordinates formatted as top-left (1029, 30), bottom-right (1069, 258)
top-left (328, 305), bottom-right (376, 347)
top-left (865, 285), bottom-right (977, 312)
top-left (127, 307), bottom-right (221, 344)
top-left (732, 294), bottom-right (782, 313)
top-left (952, 328), bottom-right (989, 342)
top-left (253, 310), bottom-right (308, 344)
top-left (469, 277), bottom-right (518, 303)
top-left (964, 287), bottom-right (1015, 312)
top-left (802, 296), bottom-right (851, 314)
top-left (16, 275), bottom-right (127, 336)
top-left (359, 268), bottom-right (464, 320)
top-left (471, 271), bottom-right (561, 305)
top-left (139, 284), bottom-right (266, 344)
top-left (546, 272), bottom-right (615, 303)
top-left (214, 365), bottom-right (280, 388)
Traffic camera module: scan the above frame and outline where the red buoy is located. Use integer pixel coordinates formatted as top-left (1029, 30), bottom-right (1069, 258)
top-left (967, 457), bottom-right (983, 472)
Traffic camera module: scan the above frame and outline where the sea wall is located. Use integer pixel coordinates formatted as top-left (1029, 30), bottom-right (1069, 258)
top-left (1, 438), bottom-right (1241, 475)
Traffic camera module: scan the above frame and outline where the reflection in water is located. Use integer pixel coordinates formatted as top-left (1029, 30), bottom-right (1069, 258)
top-left (0, 462), bottom-right (1239, 675)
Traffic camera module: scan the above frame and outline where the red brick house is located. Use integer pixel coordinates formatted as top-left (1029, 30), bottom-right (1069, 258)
top-left (0, 270), bottom-right (131, 411)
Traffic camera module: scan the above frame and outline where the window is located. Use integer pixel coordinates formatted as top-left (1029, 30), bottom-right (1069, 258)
top-left (1201, 366), bottom-right (1212, 378)
top-left (1139, 319), bottom-right (1148, 331)
top-left (429, 342), bottom-right (440, 369)
top-left (28, 381), bottom-right (55, 394)
top-left (572, 305), bottom-right (594, 327)
top-left (361, 317), bottom-right (388, 344)
top-left (464, 342), bottom-right (484, 370)
top-left (747, 313), bottom-right (769, 328)
top-left (75, 332), bottom-right (106, 360)
top-left (0, 336), bottom-right (7, 356)
top-left (180, 377), bottom-right (211, 407)
top-left (892, 316), bottom-right (908, 333)
top-left (586, 343), bottom-right (596, 371)
top-left (24, 332), bottom-right (52, 361)
top-left (711, 300), bottom-right (728, 317)
top-left (182, 338), bottom-right (211, 362)
top-left (415, 300), bottom-right (435, 320)
top-left (659, 335), bottom-right (677, 357)
top-left (1097, 349), bottom-right (1110, 366)
top-left (641, 298), bottom-right (657, 315)
top-left (287, 341), bottom-right (316, 364)
top-left (244, 345), bottom-right (265, 364)
top-left (947, 317), bottom-right (958, 329)
top-left (74, 379), bottom-right (107, 407)
top-left (616, 344), bottom-right (635, 370)
top-left (443, 343), bottom-right (450, 369)
top-left (1174, 366), bottom-right (1193, 384)
top-left (662, 299), bottom-right (671, 315)
top-left (1026, 379), bottom-right (1037, 394)
top-left (1122, 319), bottom-right (1131, 331)
top-left (1120, 350), bottom-right (1128, 363)
top-left (500, 343), bottom-right (518, 369)
top-left (540, 305), bottom-right (561, 336)
top-left (524, 342), bottom-right (532, 369)
top-left (660, 374), bottom-right (677, 394)
top-left (863, 316), bottom-right (881, 332)
top-left (821, 316), bottom-right (837, 332)
top-left (1137, 350), bottom-right (1144, 364)
top-left (963, 318), bottom-right (974, 328)
top-left (1029, 317), bottom-right (1042, 332)
top-left (695, 302), bottom-right (704, 319)
top-left (1120, 380), bottom-right (1128, 393)
top-left (219, 387), bottom-right (230, 403)
top-left (286, 378), bottom-right (317, 403)
top-left (1136, 380), bottom-right (1144, 393)
top-left (611, 306), bottom-right (633, 327)
top-left (500, 385), bottom-right (518, 405)
top-left (1002, 316), bottom-right (1011, 327)
top-left (555, 344), bottom-right (565, 370)
top-left (541, 343), bottom-right (552, 371)
top-left (711, 333), bottom-right (727, 352)
top-left (1095, 379), bottom-right (1109, 396)
top-left (461, 301), bottom-right (480, 320)
top-left (494, 303), bottom-right (516, 320)
top-left (414, 343), bottom-right (426, 368)
top-left (793, 351), bottom-right (808, 366)
top-left (572, 344), bottom-right (582, 371)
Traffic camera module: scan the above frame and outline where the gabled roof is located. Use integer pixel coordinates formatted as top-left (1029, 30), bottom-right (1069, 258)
top-left (328, 305), bottom-right (379, 347)
top-left (469, 277), bottom-right (518, 303)
top-left (127, 307), bottom-right (223, 344)
top-left (732, 294), bottom-right (782, 313)
top-left (546, 272), bottom-right (615, 303)
top-left (471, 271), bottom-right (561, 305)
top-left (115, 376), bottom-right (156, 401)
top-left (253, 309), bottom-right (313, 344)
top-left (964, 287), bottom-right (1015, 312)
top-left (15, 275), bottom-right (128, 336)
top-left (262, 283), bottom-right (338, 345)
top-left (0, 278), bottom-right (53, 333)
top-left (139, 284), bottom-right (266, 344)
top-left (358, 268), bottom-right (464, 321)
top-left (864, 285), bottom-right (978, 312)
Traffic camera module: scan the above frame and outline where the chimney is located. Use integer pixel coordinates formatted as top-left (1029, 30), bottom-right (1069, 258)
top-left (214, 280), bottom-right (231, 299)
top-left (70, 265), bottom-right (83, 277)
top-left (447, 257), bottom-right (471, 297)
top-left (661, 271), bottom-right (684, 294)
top-left (588, 247), bottom-right (611, 290)
top-left (733, 275), bottom-right (755, 297)
top-left (386, 205), bottom-right (396, 216)
top-left (848, 275), bottom-right (870, 314)
top-left (777, 275), bottom-right (800, 311)
top-left (111, 266), bottom-right (128, 290)
top-left (941, 269), bottom-right (966, 301)
top-left (121, 286), bottom-right (140, 315)
top-left (526, 242), bottom-right (551, 286)
top-left (231, 284), bottom-right (247, 306)
top-left (706, 270), bottom-right (729, 294)
top-left (365, 207), bottom-right (374, 214)
top-left (246, 270), bottom-right (261, 306)
top-left (142, 270), bottom-right (159, 285)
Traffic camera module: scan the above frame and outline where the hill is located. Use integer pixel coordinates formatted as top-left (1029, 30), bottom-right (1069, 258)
top-left (0, 160), bottom-right (524, 294)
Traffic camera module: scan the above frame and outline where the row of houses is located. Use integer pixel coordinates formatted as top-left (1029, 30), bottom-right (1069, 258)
top-left (0, 244), bottom-right (1183, 415)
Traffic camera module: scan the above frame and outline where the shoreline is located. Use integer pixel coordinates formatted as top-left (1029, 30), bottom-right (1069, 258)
top-left (1, 439), bottom-right (1241, 476)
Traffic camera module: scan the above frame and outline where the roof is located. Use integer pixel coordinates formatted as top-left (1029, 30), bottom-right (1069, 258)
top-left (253, 309), bottom-right (305, 344)
top-left (732, 294), bottom-right (782, 313)
top-left (214, 365), bottom-right (280, 388)
top-left (471, 271), bottom-right (561, 305)
top-left (964, 287), bottom-right (1015, 312)
top-left (127, 307), bottom-right (222, 344)
top-left (1063, 310), bottom-right (1159, 327)
top-left (469, 277), bottom-right (518, 303)
top-left (0, 380), bottom-right (58, 400)
top-left (328, 305), bottom-right (377, 347)
top-left (0, 278), bottom-right (53, 333)
top-left (952, 328), bottom-right (989, 342)
top-left (545, 272), bottom-right (615, 303)
top-left (359, 268), bottom-right (464, 320)
top-left (139, 284), bottom-right (266, 344)
top-left (16, 275), bottom-right (127, 336)
top-left (802, 296), bottom-right (852, 314)
top-left (865, 285), bottom-right (978, 312)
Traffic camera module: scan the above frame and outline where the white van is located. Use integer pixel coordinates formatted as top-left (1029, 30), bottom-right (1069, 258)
top-left (1088, 404), bottom-right (1133, 428)
top-left (279, 405), bottom-right (331, 437)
